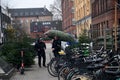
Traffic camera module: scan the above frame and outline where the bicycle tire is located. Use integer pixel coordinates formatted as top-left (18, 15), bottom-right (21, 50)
top-left (58, 66), bottom-right (71, 80)
top-left (67, 69), bottom-right (92, 80)
top-left (66, 70), bottom-right (79, 80)
top-left (47, 58), bottom-right (58, 77)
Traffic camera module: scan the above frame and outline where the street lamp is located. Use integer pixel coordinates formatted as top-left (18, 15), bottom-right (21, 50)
top-left (114, 1), bottom-right (120, 51)
top-left (0, 2), bottom-right (2, 44)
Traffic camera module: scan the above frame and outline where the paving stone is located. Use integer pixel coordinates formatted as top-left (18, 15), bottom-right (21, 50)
top-left (10, 43), bottom-right (57, 80)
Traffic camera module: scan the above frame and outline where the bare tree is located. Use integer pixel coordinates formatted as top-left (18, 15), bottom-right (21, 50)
top-left (1, 0), bottom-right (14, 9)
top-left (50, 0), bottom-right (62, 20)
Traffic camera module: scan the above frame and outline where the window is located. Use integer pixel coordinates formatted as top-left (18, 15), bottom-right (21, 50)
top-left (25, 12), bottom-right (29, 16)
top-left (20, 12), bottom-right (23, 16)
top-left (31, 19), bottom-right (34, 22)
top-left (71, 7), bottom-right (74, 13)
top-left (33, 26), bottom-right (38, 32)
top-left (100, 0), bottom-right (103, 13)
top-left (20, 20), bottom-right (23, 23)
top-left (30, 12), bottom-right (34, 15)
top-left (118, 19), bottom-right (120, 25)
top-left (14, 13), bottom-right (18, 16)
top-left (35, 12), bottom-right (39, 15)
top-left (106, 21), bottom-right (109, 28)
top-left (26, 20), bottom-right (28, 23)
top-left (118, 0), bottom-right (120, 4)
top-left (106, 0), bottom-right (108, 11)
top-left (44, 26), bottom-right (49, 28)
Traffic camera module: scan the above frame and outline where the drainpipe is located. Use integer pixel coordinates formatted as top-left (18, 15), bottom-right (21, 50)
top-left (114, 2), bottom-right (118, 52)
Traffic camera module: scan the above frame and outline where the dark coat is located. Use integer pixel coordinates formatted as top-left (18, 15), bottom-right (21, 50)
top-left (35, 41), bottom-right (46, 53)
top-left (52, 39), bottom-right (61, 52)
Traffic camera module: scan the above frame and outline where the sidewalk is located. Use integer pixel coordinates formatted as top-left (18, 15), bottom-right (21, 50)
top-left (10, 43), bottom-right (57, 80)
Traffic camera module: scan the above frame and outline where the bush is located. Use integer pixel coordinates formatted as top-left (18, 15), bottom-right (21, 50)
top-left (42, 37), bottom-right (52, 41)
top-left (78, 34), bottom-right (90, 45)
top-left (0, 38), bottom-right (36, 69)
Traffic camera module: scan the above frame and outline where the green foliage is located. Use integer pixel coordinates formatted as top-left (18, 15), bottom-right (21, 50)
top-left (42, 37), bottom-right (52, 41)
top-left (1, 27), bottom-right (36, 68)
top-left (45, 30), bottom-right (75, 42)
top-left (1, 40), bottom-right (35, 68)
top-left (0, 24), bottom-right (37, 68)
top-left (1, 38), bottom-right (35, 67)
top-left (4, 28), bottom-right (16, 42)
top-left (78, 33), bottom-right (90, 45)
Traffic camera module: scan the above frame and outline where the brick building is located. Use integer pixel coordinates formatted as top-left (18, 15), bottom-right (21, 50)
top-left (74, 0), bottom-right (91, 37)
top-left (9, 7), bottom-right (53, 37)
top-left (91, 0), bottom-right (120, 39)
top-left (91, 0), bottom-right (120, 49)
top-left (61, 0), bottom-right (76, 35)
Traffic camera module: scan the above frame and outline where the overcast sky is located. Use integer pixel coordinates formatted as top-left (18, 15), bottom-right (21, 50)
top-left (2, 0), bottom-right (54, 9)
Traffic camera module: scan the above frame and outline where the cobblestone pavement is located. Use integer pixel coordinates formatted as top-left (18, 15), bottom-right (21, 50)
top-left (10, 43), bottom-right (57, 80)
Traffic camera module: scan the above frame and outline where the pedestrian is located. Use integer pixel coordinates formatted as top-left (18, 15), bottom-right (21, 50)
top-left (35, 38), bottom-right (46, 67)
top-left (52, 36), bottom-right (61, 57)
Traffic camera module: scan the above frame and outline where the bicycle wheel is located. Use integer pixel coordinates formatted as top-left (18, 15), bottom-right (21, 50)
top-left (67, 69), bottom-right (92, 80)
top-left (58, 66), bottom-right (71, 80)
top-left (47, 58), bottom-right (58, 77)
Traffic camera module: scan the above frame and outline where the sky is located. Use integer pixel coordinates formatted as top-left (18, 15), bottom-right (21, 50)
top-left (2, 0), bottom-right (54, 10)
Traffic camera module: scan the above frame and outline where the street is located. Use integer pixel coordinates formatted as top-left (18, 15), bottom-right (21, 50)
top-left (10, 43), bottom-right (57, 80)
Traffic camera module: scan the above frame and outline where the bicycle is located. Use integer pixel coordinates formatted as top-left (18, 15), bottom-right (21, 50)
top-left (65, 49), bottom-right (112, 80)
top-left (58, 46), bottom-right (104, 80)
top-left (47, 50), bottom-right (67, 77)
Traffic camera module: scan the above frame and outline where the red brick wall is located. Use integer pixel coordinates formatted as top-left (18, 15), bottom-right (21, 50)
top-left (61, 0), bottom-right (76, 34)
top-left (13, 16), bottom-right (52, 38)
top-left (91, 0), bottom-right (120, 39)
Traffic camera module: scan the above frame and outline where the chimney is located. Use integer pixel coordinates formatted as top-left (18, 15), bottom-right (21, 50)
top-left (44, 5), bottom-right (47, 11)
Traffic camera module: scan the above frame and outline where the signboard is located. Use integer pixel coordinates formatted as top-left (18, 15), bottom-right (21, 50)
top-left (30, 21), bottom-right (62, 33)
top-left (30, 21), bottom-right (52, 32)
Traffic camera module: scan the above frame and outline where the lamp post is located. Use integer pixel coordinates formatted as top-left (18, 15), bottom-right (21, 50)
top-left (114, 1), bottom-right (118, 51)
top-left (0, 1), bottom-right (2, 44)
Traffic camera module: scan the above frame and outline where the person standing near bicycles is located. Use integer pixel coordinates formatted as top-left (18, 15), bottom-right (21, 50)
top-left (35, 38), bottom-right (46, 67)
top-left (52, 36), bottom-right (61, 57)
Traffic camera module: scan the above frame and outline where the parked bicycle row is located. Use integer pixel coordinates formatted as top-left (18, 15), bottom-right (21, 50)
top-left (47, 44), bottom-right (120, 80)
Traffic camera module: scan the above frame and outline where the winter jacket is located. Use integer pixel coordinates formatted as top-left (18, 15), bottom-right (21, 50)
top-left (35, 41), bottom-right (46, 52)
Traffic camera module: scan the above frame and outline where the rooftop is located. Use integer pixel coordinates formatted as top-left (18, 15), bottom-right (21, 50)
top-left (9, 7), bottom-right (53, 17)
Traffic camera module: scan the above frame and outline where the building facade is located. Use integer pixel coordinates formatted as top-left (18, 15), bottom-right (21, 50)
top-left (9, 7), bottom-right (53, 38)
top-left (91, 0), bottom-right (120, 49)
top-left (61, 0), bottom-right (76, 35)
top-left (74, 0), bottom-right (91, 37)
top-left (91, 0), bottom-right (120, 39)
top-left (30, 20), bottom-right (62, 38)
top-left (0, 6), bottom-right (11, 44)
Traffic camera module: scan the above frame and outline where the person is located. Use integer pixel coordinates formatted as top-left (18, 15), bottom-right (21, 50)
top-left (52, 36), bottom-right (61, 57)
top-left (35, 38), bottom-right (46, 67)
